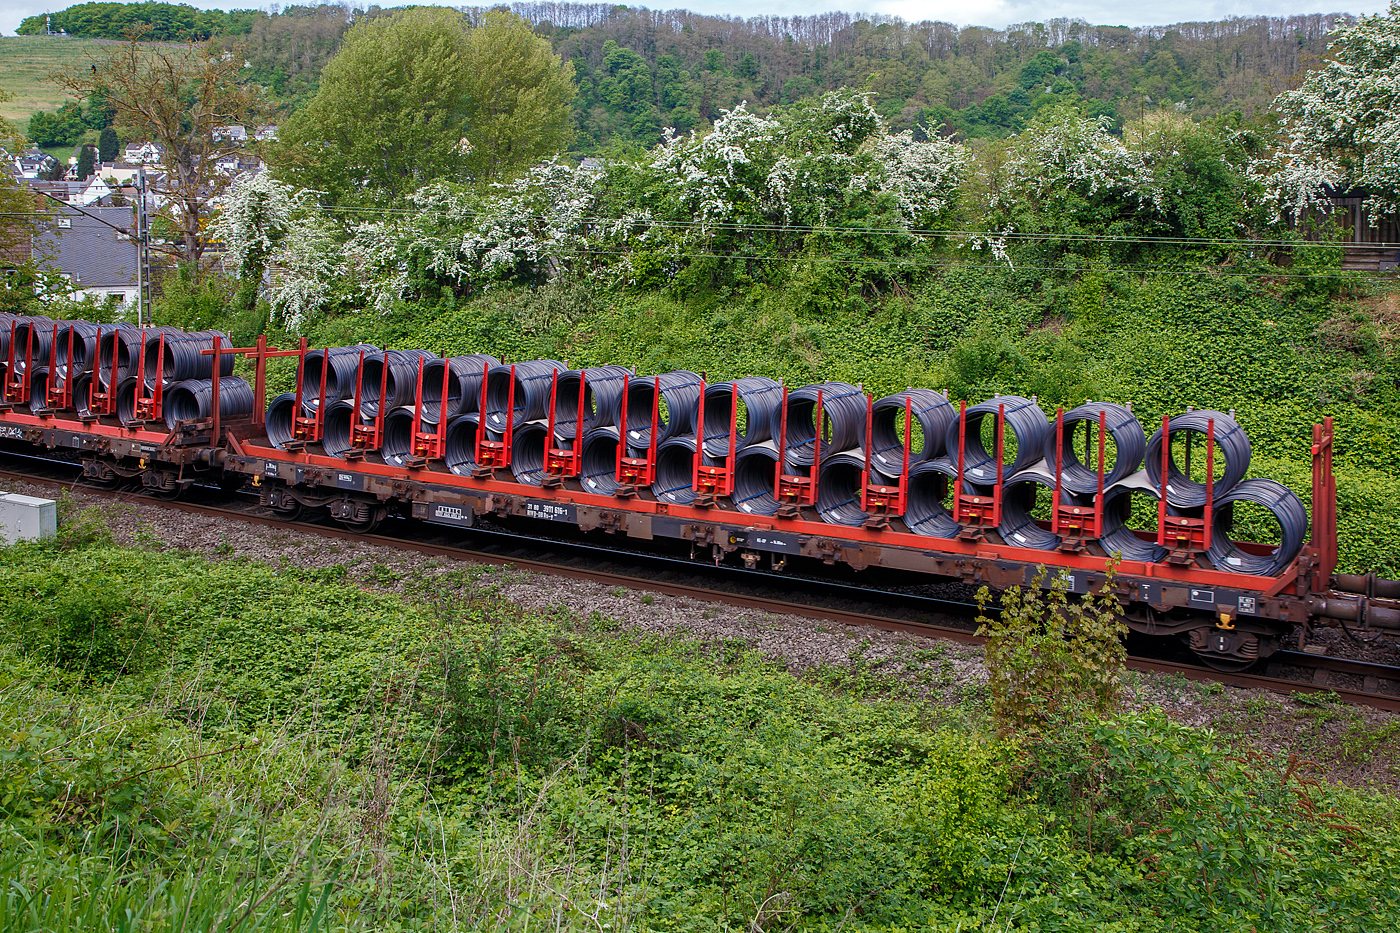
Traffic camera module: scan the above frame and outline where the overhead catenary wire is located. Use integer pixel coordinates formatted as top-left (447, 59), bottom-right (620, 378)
top-left (1144, 409), bottom-right (1251, 508)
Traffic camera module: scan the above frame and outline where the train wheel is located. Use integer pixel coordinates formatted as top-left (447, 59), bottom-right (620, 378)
top-left (337, 514), bottom-right (381, 534)
top-left (270, 501), bottom-right (303, 522)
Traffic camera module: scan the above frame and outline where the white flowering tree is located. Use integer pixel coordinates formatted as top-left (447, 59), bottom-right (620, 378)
top-left (1273, 2), bottom-right (1400, 218)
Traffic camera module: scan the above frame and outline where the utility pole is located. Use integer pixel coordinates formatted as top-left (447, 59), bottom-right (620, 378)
top-left (136, 168), bottom-right (151, 328)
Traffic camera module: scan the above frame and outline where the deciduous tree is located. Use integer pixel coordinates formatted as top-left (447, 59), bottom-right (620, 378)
top-left (59, 32), bottom-right (266, 268)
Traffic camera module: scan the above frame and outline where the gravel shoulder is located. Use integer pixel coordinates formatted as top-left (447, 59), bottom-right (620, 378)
top-left (6, 475), bottom-right (1399, 793)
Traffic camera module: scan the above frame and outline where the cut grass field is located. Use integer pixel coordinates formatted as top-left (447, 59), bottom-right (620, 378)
top-left (0, 35), bottom-right (176, 123)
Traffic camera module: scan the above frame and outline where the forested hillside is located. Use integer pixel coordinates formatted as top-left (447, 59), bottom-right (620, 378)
top-left (12, 2), bottom-right (1352, 152)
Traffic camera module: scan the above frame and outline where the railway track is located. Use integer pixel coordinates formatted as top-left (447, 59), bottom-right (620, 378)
top-left (4, 453), bottom-right (1400, 713)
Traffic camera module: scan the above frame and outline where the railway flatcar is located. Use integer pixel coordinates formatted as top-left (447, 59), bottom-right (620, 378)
top-left (2, 314), bottom-right (1396, 670)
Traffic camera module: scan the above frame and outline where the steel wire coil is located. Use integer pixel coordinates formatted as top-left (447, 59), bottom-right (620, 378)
top-left (71, 372), bottom-right (95, 418)
top-left (380, 407), bottom-right (422, 466)
top-left (420, 354), bottom-right (501, 423)
top-left (700, 376), bottom-right (783, 457)
top-left (321, 400), bottom-right (360, 457)
top-left (998, 463), bottom-right (1090, 551)
top-left (780, 382), bottom-right (866, 468)
top-left (1207, 478), bottom-right (1309, 576)
top-left (115, 376), bottom-right (139, 426)
top-left (1144, 409), bottom-right (1251, 508)
top-left (483, 359), bottom-right (567, 432)
top-left (95, 325), bottom-right (145, 388)
top-left (0, 312), bottom-right (16, 359)
top-left (142, 330), bottom-right (236, 386)
top-left (508, 420), bottom-right (558, 486)
top-left (1099, 473), bottom-right (1169, 563)
top-left (650, 435), bottom-right (722, 505)
top-left (904, 457), bottom-right (992, 538)
top-left (870, 388), bottom-right (955, 475)
top-left (1043, 401), bottom-right (1146, 495)
top-left (357, 349), bottom-right (438, 419)
top-left (555, 365), bottom-right (632, 439)
top-left (11, 317), bottom-right (54, 375)
top-left (944, 395), bottom-right (1049, 484)
top-left (815, 449), bottom-right (888, 527)
top-left (161, 378), bottom-right (254, 430)
top-left (301, 345), bottom-right (377, 413)
top-left (265, 392), bottom-right (297, 449)
top-left (445, 414), bottom-right (491, 475)
top-left (53, 321), bottom-right (100, 384)
top-left (730, 441), bottom-right (781, 516)
top-left (26, 367), bottom-right (49, 413)
top-left (578, 426), bottom-right (625, 495)
top-left (622, 370), bottom-right (703, 448)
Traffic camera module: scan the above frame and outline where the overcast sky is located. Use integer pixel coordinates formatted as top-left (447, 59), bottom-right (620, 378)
top-left (0, 1), bottom-right (1389, 41)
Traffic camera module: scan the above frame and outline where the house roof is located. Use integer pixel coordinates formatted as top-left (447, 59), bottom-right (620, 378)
top-left (36, 206), bottom-right (139, 289)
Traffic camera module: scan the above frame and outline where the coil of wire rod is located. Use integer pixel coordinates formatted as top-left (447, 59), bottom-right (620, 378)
top-left (141, 330), bottom-right (236, 386)
top-left (95, 325), bottom-right (145, 388)
top-left (0, 312), bottom-right (16, 359)
top-left (619, 370), bottom-right (703, 449)
top-left (1043, 401), bottom-right (1146, 496)
top-left (904, 457), bottom-right (993, 538)
top-left (1099, 471), bottom-right (1168, 563)
top-left (264, 392), bottom-right (297, 449)
top-left (997, 463), bottom-right (1089, 551)
top-left (321, 400), bottom-right (359, 457)
top-left (815, 450), bottom-right (888, 527)
top-left (650, 435), bottom-right (720, 505)
top-left (579, 426), bottom-right (624, 495)
top-left (554, 365), bottom-right (632, 439)
top-left (780, 382), bottom-right (867, 468)
top-left (944, 395), bottom-right (1049, 485)
top-left (508, 420), bottom-right (557, 486)
top-left (26, 367), bottom-right (49, 413)
top-left (70, 372), bottom-right (93, 417)
top-left (444, 413), bottom-right (492, 475)
top-left (379, 407), bottom-right (421, 466)
top-left (301, 345), bottom-right (377, 413)
top-left (1206, 478), bottom-right (1309, 576)
top-left (356, 349), bottom-right (438, 419)
top-left (483, 359), bottom-right (568, 432)
top-left (1144, 409), bottom-right (1251, 508)
top-left (869, 388), bottom-right (956, 475)
top-left (11, 317), bottom-right (54, 374)
top-left (700, 376), bottom-right (783, 457)
top-left (115, 376), bottom-right (139, 426)
top-left (730, 441), bottom-right (782, 516)
top-left (161, 378), bottom-right (254, 430)
top-left (52, 321), bottom-right (100, 384)
top-left (420, 354), bottom-right (501, 423)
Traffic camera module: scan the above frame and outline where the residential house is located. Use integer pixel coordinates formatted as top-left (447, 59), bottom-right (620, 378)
top-left (10, 149), bottom-right (59, 179)
top-left (35, 205), bottom-right (141, 307)
top-left (123, 142), bottom-right (163, 165)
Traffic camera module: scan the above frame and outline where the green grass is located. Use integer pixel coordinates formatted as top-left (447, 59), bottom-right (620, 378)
top-left (2, 515), bottom-right (1399, 930)
top-left (0, 35), bottom-right (175, 124)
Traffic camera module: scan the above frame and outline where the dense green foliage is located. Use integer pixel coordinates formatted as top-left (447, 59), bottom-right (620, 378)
top-left (16, 2), bottom-right (258, 41)
top-left (1, 534), bottom-right (1397, 929)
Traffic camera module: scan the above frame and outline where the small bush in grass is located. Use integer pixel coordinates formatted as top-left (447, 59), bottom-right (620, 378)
top-left (976, 564), bottom-right (1127, 734)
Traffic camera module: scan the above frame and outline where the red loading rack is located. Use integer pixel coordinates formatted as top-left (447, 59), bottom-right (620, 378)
top-left (543, 367), bottom-right (584, 485)
top-left (953, 399), bottom-right (1005, 538)
top-left (614, 373), bottom-right (660, 495)
top-left (692, 376), bottom-right (738, 506)
top-left (1050, 406), bottom-right (1106, 551)
top-left (774, 383), bottom-right (822, 516)
top-left (474, 360), bottom-right (514, 474)
top-left (860, 391), bottom-right (911, 529)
